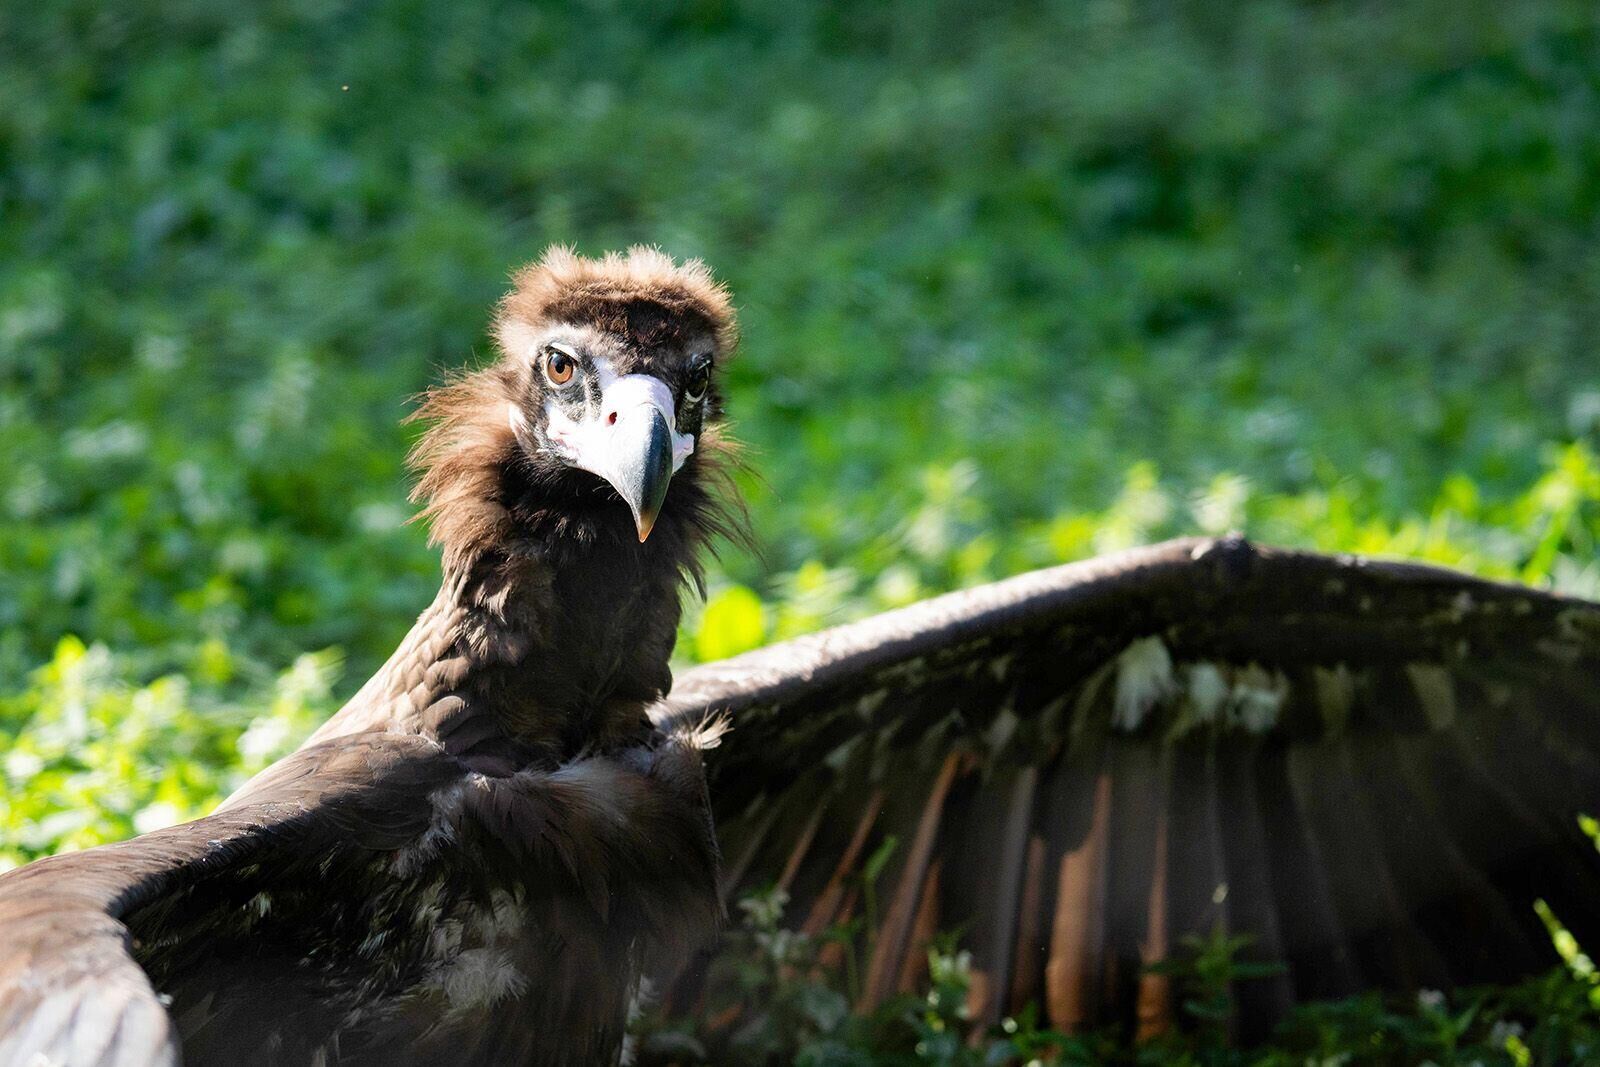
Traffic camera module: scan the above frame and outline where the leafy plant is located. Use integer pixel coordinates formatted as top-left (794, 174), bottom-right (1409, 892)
top-left (636, 892), bottom-right (1600, 1065)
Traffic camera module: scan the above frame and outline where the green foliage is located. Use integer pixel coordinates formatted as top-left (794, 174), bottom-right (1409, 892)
top-left (696, 585), bottom-right (768, 662)
top-left (0, 635), bottom-right (334, 869)
top-left (3, 0), bottom-right (1600, 681)
top-left (3, 0), bottom-right (1600, 1061)
top-left (1147, 928), bottom-right (1289, 1055)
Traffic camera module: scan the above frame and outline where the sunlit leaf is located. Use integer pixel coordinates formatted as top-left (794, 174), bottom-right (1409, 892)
top-left (696, 585), bottom-right (766, 662)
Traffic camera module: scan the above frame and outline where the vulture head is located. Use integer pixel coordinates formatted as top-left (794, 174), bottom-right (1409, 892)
top-left (410, 246), bottom-right (742, 572)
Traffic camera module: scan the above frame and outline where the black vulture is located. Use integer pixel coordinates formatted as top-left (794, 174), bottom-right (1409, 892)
top-left (0, 247), bottom-right (739, 1066)
top-left (3, 250), bottom-right (1599, 1065)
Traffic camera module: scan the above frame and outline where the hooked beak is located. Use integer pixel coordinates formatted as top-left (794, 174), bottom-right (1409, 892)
top-left (529, 372), bottom-right (696, 542)
top-left (607, 404), bottom-right (674, 541)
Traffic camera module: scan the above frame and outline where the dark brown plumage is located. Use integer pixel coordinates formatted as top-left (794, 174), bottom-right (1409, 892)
top-left (0, 247), bottom-right (740, 1066)
top-left (656, 537), bottom-right (1600, 1045)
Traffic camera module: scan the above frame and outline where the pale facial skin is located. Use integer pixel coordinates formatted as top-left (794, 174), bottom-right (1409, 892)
top-left (505, 324), bottom-right (713, 541)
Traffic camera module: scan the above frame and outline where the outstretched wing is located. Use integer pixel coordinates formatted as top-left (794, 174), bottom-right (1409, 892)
top-left (0, 735), bottom-right (459, 1067)
top-left (0, 726), bottom-right (722, 1067)
top-left (658, 537), bottom-right (1600, 1038)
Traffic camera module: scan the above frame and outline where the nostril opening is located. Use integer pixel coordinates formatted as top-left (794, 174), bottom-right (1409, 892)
top-left (606, 410), bottom-right (618, 426)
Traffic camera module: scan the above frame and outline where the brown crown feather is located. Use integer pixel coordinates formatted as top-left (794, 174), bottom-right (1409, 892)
top-left (407, 247), bottom-right (744, 572)
top-left (495, 245), bottom-right (738, 356)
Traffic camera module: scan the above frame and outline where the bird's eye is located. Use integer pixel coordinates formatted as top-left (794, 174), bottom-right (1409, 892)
top-left (685, 361), bottom-right (711, 403)
top-left (544, 349), bottom-right (576, 386)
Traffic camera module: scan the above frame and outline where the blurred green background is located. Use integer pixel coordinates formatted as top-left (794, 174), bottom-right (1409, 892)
top-left (2, 0), bottom-right (1599, 871)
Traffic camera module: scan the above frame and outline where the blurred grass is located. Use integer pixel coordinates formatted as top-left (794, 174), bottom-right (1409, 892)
top-left (1, 0), bottom-right (1599, 905)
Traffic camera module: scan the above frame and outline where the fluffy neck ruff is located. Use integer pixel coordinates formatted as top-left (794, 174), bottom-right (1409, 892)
top-left (406, 361), bottom-right (742, 584)
top-left (390, 369), bottom-right (742, 759)
top-left (375, 247), bottom-right (746, 759)
top-left (410, 244), bottom-right (743, 582)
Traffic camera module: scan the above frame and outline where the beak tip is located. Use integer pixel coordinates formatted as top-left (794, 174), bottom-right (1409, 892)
top-left (598, 403), bottom-right (673, 544)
